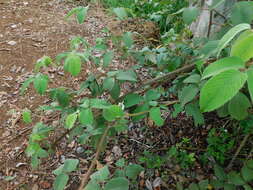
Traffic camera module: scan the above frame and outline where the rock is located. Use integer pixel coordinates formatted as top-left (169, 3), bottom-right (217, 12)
top-left (7, 41), bottom-right (17, 46)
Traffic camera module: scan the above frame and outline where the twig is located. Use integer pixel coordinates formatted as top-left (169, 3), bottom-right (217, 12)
top-left (226, 134), bottom-right (251, 171)
top-left (0, 48), bottom-right (11, 51)
top-left (78, 126), bottom-right (111, 190)
top-left (207, 10), bottom-right (213, 38)
top-left (119, 63), bottom-right (197, 101)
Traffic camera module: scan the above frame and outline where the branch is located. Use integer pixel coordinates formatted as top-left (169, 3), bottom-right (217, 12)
top-left (226, 134), bottom-right (251, 171)
top-left (78, 126), bottom-right (111, 190)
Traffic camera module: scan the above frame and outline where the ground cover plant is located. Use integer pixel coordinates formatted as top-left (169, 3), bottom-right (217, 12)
top-left (2, 0), bottom-right (253, 189)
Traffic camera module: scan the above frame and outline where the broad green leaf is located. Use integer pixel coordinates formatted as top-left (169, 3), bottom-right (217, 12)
top-left (200, 70), bottom-right (247, 112)
top-left (21, 77), bottom-right (34, 94)
top-left (198, 180), bottom-right (209, 190)
top-left (110, 82), bottom-right (121, 100)
top-left (123, 32), bottom-right (134, 49)
top-left (246, 160), bottom-right (253, 169)
top-left (91, 166), bottom-right (110, 182)
top-left (231, 30), bottom-right (253, 62)
top-left (56, 89), bottom-right (70, 107)
top-left (224, 184), bottom-right (236, 190)
top-left (85, 181), bottom-right (102, 190)
top-left (22, 109), bottom-right (32, 124)
top-left (90, 99), bottom-right (111, 109)
top-left (145, 89), bottom-right (161, 101)
top-left (65, 113), bottom-right (78, 129)
top-left (34, 74), bottom-right (48, 95)
top-left (243, 184), bottom-right (253, 190)
top-left (53, 165), bottom-right (64, 176)
top-left (62, 159), bottom-right (79, 173)
top-left (103, 77), bottom-right (115, 91)
top-left (183, 7), bottom-right (199, 25)
top-left (200, 40), bottom-right (219, 58)
top-left (104, 177), bottom-right (129, 190)
top-left (242, 165), bottom-right (253, 182)
top-left (228, 92), bottom-right (251, 120)
top-left (64, 54), bottom-right (81, 76)
top-left (227, 171), bottom-right (245, 185)
top-left (210, 0), bottom-right (225, 10)
top-left (217, 103), bottom-right (229, 117)
top-left (179, 85), bottom-right (199, 106)
top-left (115, 158), bottom-right (125, 168)
top-left (53, 173), bottom-right (69, 190)
top-left (183, 74), bottom-right (201, 84)
top-left (247, 69), bottom-right (253, 103)
top-left (125, 164), bottom-right (144, 180)
top-left (149, 107), bottom-right (164, 126)
top-left (103, 105), bottom-right (124, 121)
top-left (123, 93), bottom-right (142, 108)
top-left (132, 103), bottom-right (149, 121)
top-left (214, 165), bottom-right (227, 181)
top-left (79, 108), bottom-right (93, 125)
top-left (202, 57), bottom-right (245, 80)
top-left (116, 70), bottom-right (137, 82)
top-left (216, 23), bottom-right (251, 57)
top-left (113, 7), bottom-right (128, 20)
top-left (35, 56), bottom-right (52, 72)
top-left (188, 183), bottom-right (199, 190)
top-left (231, 2), bottom-right (253, 25)
top-left (103, 51), bottom-right (114, 67)
top-left (185, 102), bottom-right (204, 126)
top-left (76, 6), bottom-right (88, 24)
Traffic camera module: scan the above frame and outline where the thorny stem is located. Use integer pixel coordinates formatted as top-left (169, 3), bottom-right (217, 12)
top-left (78, 126), bottom-right (111, 190)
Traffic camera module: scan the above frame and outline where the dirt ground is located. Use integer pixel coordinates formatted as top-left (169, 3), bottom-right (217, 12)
top-left (0, 0), bottom-right (118, 189)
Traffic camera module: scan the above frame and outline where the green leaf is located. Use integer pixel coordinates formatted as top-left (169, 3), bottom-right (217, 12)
top-left (113, 7), bottom-right (128, 20)
top-left (243, 184), bottom-right (253, 190)
top-left (224, 184), bottom-right (236, 190)
top-left (91, 166), bottom-right (110, 182)
top-left (217, 103), bottom-right (229, 117)
top-left (231, 29), bottom-right (253, 62)
top-left (198, 180), bottom-right (209, 190)
top-left (188, 183), bottom-right (199, 190)
top-left (53, 173), bottom-right (69, 190)
top-left (35, 56), bottom-right (52, 72)
top-left (242, 165), bottom-right (253, 182)
top-left (125, 164), bottom-right (144, 180)
top-left (132, 103), bottom-right (149, 121)
top-left (145, 89), bottom-right (161, 101)
top-left (246, 160), bottom-right (253, 169)
top-left (115, 158), bottom-right (125, 168)
top-left (200, 40), bottom-right (219, 58)
top-left (116, 70), bottom-right (137, 82)
top-left (149, 107), bottom-right (164, 126)
top-left (228, 92), bottom-right (251, 120)
top-left (103, 51), bottom-right (114, 67)
top-left (65, 113), bottom-right (78, 129)
top-left (64, 54), bottom-right (81, 76)
top-left (200, 70), bottom-right (247, 112)
top-left (62, 159), bottom-right (79, 173)
top-left (103, 77), bottom-right (115, 91)
top-left (214, 165), bottom-right (227, 181)
top-left (210, 0), bottom-right (225, 10)
top-left (247, 68), bottom-right (253, 103)
top-left (124, 93), bottom-right (142, 108)
top-left (183, 7), bottom-right (199, 25)
top-left (104, 177), bottom-right (129, 190)
top-left (183, 74), bottom-right (201, 84)
top-left (216, 23), bottom-right (251, 57)
top-left (21, 77), bottom-right (34, 94)
top-left (79, 108), bottom-right (93, 125)
top-left (123, 32), bottom-right (134, 48)
top-left (85, 181), bottom-right (102, 190)
top-left (90, 99), bottom-right (111, 109)
top-left (185, 102), bottom-right (204, 126)
top-left (202, 57), bottom-right (245, 80)
top-left (76, 6), bottom-right (88, 24)
top-left (56, 89), bottom-right (70, 107)
top-left (110, 82), bottom-right (121, 100)
top-left (22, 109), bottom-right (32, 124)
top-left (34, 74), bottom-right (48, 95)
top-left (103, 105), bottom-right (124, 121)
top-left (231, 2), bottom-right (253, 25)
top-left (227, 171), bottom-right (245, 185)
top-left (179, 85), bottom-right (199, 107)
